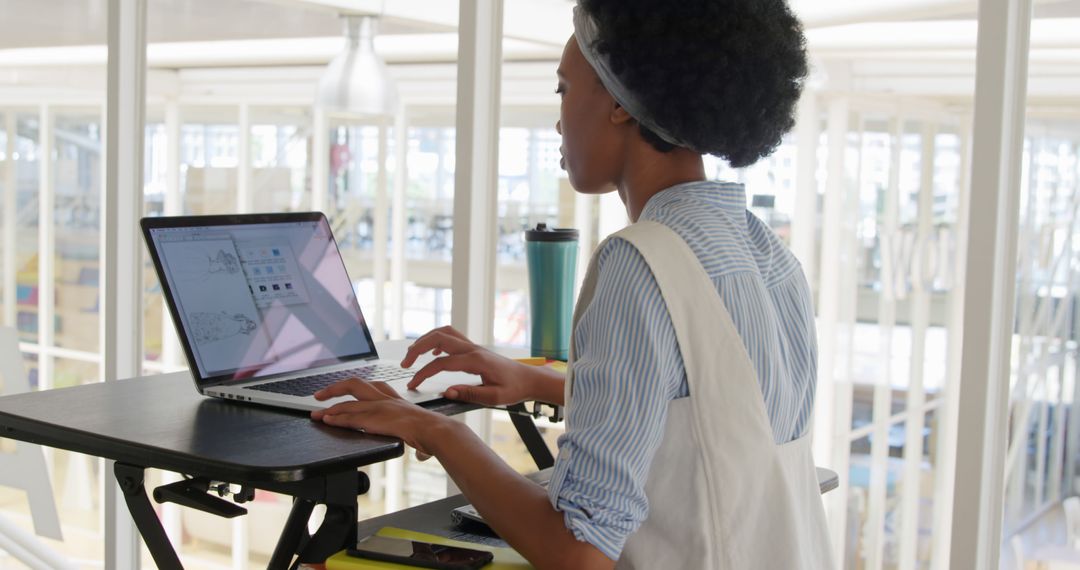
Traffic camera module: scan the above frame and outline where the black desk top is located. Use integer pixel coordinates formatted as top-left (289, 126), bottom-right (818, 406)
top-left (356, 468), bottom-right (841, 548)
top-left (0, 371), bottom-right (405, 483)
top-left (356, 472), bottom-right (554, 549)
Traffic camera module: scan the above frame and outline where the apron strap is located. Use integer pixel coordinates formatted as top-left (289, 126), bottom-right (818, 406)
top-left (612, 221), bottom-right (775, 438)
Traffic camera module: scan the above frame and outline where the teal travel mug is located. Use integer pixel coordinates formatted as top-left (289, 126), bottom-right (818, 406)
top-left (525, 223), bottom-right (579, 361)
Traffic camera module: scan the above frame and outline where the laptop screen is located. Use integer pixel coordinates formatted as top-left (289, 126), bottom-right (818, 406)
top-left (145, 216), bottom-right (375, 383)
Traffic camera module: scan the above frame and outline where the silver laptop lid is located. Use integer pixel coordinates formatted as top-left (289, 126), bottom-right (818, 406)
top-left (142, 213), bottom-right (378, 388)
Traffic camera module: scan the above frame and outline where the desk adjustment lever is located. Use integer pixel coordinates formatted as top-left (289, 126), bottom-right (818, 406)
top-left (153, 478), bottom-right (248, 518)
top-left (503, 401), bottom-right (563, 423)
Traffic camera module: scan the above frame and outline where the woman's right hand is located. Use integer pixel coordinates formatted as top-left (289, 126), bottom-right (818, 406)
top-left (402, 326), bottom-right (539, 406)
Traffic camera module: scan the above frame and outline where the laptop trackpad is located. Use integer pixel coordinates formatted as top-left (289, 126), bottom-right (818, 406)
top-left (389, 370), bottom-right (481, 402)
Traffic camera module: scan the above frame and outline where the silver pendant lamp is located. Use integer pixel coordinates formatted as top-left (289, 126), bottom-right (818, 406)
top-left (316, 14), bottom-right (398, 116)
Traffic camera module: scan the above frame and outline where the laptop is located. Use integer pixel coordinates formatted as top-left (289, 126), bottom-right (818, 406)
top-left (141, 212), bottom-right (479, 412)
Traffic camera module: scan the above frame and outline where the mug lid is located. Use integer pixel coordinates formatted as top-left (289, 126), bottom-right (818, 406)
top-left (525, 223), bottom-right (579, 242)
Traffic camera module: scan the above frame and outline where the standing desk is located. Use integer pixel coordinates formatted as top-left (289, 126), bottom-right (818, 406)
top-left (0, 342), bottom-right (553, 570)
top-left (0, 370), bottom-right (398, 569)
top-left (0, 340), bottom-right (836, 568)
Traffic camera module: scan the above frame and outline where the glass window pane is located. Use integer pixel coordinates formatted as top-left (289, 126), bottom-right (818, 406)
top-left (326, 123), bottom-right (378, 272)
top-left (143, 114), bottom-right (167, 218)
top-left (3, 0), bottom-right (108, 561)
top-left (400, 127), bottom-right (455, 340)
top-left (887, 411), bottom-right (939, 570)
top-left (494, 127), bottom-right (565, 348)
top-left (141, 108), bottom-right (187, 374)
top-left (53, 355), bottom-right (98, 389)
top-left (830, 111), bottom-right (967, 570)
top-left (850, 120), bottom-right (897, 428)
top-left (15, 112), bottom-right (41, 345)
top-left (406, 127), bottom-right (455, 261)
top-left (180, 107), bottom-right (239, 215)
top-left (402, 283), bottom-right (451, 339)
top-left (888, 121), bottom-right (928, 415)
top-left (0, 111), bottom-right (6, 321)
top-left (1003, 121), bottom-right (1080, 560)
top-left (326, 121), bottom-right (382, 335)
top-left (53, 109), bottom-right (102, 354)
top-left (847, 434), bottom-right (873, 569)
top-left (142, 278), bottom-right (167, 370)
top-left (142, 114), bottom-right (167, 369)
top-left (857, 121), bottom-right (892, 295)
top-left (253, 108), bottom-right (311, 212)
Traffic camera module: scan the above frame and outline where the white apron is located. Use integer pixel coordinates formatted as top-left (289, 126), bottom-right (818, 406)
top-left (564, 221), bottom-right (834, 569)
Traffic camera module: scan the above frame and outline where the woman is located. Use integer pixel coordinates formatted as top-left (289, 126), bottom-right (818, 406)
top-left (312, 1), bottom-right (832, 568)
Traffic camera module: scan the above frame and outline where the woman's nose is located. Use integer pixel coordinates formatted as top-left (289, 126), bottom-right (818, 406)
top-left (555, 120), bottom-right (562, 135)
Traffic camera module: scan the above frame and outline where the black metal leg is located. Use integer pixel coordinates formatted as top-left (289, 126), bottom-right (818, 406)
top-left (507, 404), bottom-right (555, 470)
top-left (296, 471), bottom-right (363, 564)
top-left (268, 497), bottom-right (316, 570)
top-left (113, 465), bottom-right (368, 570)
top-left (114, 462), bottom-right (183, 570)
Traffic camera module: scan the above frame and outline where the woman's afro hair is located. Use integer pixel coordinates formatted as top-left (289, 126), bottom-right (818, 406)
top-left (580, 0), bottom-right (808, 168)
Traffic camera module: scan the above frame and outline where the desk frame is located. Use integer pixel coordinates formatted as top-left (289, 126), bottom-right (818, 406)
top-left (108, 404), bottom-right (552, 570)
top-left (114, 462), bottom-right (369, 569)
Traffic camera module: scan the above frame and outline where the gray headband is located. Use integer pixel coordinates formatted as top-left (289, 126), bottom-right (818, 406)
top-left (572, 5), bottom-right (694, 151)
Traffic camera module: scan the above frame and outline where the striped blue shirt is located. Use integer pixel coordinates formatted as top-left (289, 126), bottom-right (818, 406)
top-left (546, 180), bottom-right (818, 560)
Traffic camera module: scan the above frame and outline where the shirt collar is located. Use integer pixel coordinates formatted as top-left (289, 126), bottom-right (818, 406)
top-left (640, 180), bottom-right (747, 221)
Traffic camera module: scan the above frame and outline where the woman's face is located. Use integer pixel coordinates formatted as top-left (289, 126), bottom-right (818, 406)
top-left (556, 36), bottom-right (626, 194)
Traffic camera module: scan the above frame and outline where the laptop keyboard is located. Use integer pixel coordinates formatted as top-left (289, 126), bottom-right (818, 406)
top-left (247, 364), bottom-right (415, 397)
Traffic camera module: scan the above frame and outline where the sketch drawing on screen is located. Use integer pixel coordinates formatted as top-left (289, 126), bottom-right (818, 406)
top-left (159, 238), bottom-right (275, 374)
top-left (190, 311), bottom-right (257, 345)
top-left (206, 249), bottom-right (241, 276)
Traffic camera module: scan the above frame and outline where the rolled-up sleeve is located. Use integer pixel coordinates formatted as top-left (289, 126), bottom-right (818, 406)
top-left (546, 237), bottom-right (686, 561)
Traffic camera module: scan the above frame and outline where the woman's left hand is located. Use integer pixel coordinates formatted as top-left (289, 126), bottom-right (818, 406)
top-left (310, 379), bottom-right (446, 458)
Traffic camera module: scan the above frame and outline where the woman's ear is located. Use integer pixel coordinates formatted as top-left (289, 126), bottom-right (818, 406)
top-left (610, 102), bottom-right (634, 126)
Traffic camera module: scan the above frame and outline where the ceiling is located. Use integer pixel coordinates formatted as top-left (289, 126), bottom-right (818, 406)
top-left (4, 0), bottom-right (1080, 49)
top-left (1, 0), bottom-right (1079, 100)
top-left (0, 0), bottom-right (435, 50)
top-left (4, 0), bottom-right (1075, 53)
